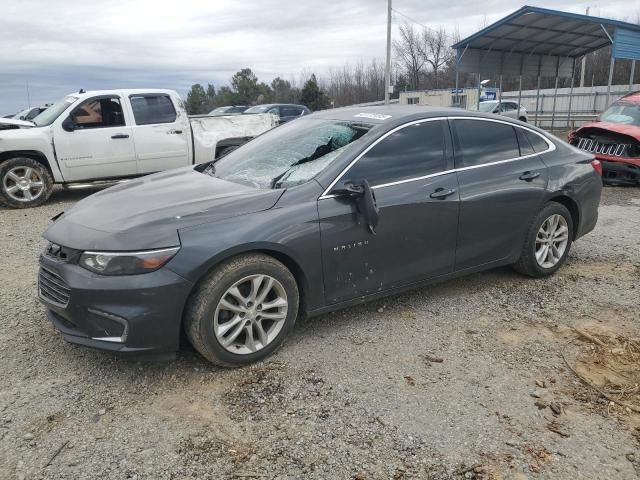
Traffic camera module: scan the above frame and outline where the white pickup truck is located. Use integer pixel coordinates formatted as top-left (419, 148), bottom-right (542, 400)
top-left (0, 89), bottom-right (277, 208)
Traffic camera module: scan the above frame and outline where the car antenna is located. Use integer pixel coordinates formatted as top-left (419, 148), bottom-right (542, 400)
top-left (79, 88), bottom-right (85, 94)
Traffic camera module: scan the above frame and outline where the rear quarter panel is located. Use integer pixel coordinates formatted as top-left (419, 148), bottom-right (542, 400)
top-left (540, 140), bottom-right (602, 239)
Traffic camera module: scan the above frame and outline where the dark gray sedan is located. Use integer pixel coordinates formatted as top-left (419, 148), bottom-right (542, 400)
top-left (39, 106), bottom-right (602, 366)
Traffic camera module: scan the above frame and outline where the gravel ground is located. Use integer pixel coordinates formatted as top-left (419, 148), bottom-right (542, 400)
top-left (1, 185), bottom-right (639, 480)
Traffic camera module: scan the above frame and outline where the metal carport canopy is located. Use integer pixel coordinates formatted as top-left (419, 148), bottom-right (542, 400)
top-left (452, 5), bottom-right (640, 78)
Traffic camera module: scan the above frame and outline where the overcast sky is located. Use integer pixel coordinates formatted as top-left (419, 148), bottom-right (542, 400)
top-left (0, 0), bottom-right (635, 114)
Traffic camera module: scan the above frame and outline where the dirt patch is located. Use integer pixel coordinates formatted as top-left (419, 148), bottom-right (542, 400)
top-left (27, 411), bottom-right (65, 435)
top-left (561, 325), bottom-right (640, 439)
top-left (497, 322), bottom-right (563, 347)
top-left (571, 330), bottom-right (640, 411)
top-left (561, 261), bottom-right (640, 280)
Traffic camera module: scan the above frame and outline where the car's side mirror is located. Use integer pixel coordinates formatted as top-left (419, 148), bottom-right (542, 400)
top-left (332, 180), bottom-right (364, 197)
top-left (62, 116), bottom-right (76, 132)
top-left (332, 179), bottom-right (379, 234)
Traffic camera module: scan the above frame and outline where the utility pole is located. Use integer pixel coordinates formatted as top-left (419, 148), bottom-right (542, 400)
top-left (579, 6), bottom-right (590, 88)
top-left (384, 0), bottom-right (392, 105)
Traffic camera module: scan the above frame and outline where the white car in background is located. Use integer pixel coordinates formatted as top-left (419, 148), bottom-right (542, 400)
top-left (13, 104), bottom-right (52, 121)
top-left (475, 100), bottom-right (528, 122)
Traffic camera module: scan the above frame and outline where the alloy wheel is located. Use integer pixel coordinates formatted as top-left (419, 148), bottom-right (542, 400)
top-left (2, 166), bottom-right (45, 202)
top-left (535, 214), bottom-right (569, 268)
top-left (214, 274), bottom-right (288, 354)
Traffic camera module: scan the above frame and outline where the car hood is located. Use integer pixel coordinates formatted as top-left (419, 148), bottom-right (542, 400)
top-left (574, 121), bottom-right (640, 141)
top-left (44, 166), bottom-right (284, 251)
top-left (0, 117), bottom-right (35, 129)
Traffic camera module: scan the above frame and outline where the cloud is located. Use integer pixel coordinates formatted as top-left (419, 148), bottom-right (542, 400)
top-left (0, 0), bottom-right (635, 114)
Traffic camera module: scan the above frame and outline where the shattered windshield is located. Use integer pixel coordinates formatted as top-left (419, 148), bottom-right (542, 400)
top-left (210, 118), bottom-right (372, 189)
top-left (600, 103), bottom-right (640, 126)
top-left (32, 96), bottom-right (78, 126)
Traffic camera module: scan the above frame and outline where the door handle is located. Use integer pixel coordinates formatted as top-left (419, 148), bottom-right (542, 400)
top-left (430, 187), bottom-right (457, 199)
top-left (111, 134), bottom-right (129, 139)
top-left (167, 129), bottom-right (183, 134)
top-left (519, 171), bottom-right (541, 181)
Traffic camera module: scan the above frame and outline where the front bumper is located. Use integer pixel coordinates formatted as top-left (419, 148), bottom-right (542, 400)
top-left (38, 253), bottom-right (194, 357)
top-left (598, 157), bottom-right (640, 186)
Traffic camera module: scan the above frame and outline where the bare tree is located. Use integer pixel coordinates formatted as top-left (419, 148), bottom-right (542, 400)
top-left (393, 23), bottom-right (424, 90)
top-left (421, 26), bottom-right (452, 89)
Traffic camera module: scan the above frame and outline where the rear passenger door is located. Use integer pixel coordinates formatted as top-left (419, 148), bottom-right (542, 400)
top-left (128, 94), bottom-right (190, 173)
top-left (319, 119), bottom-right (459, 304)
top-left (451, 118), bottom-right (549, 270)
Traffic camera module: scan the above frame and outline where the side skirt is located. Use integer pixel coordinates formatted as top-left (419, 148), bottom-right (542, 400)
top-left (306, 256), bottom-right (517, 318)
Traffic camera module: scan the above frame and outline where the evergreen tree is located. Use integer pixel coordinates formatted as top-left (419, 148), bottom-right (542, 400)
top-left (184, 84), bottom-right (209, 114)
top-left (300, 74), bottom-right (328, 111)
top-left (271, 77), bottom-right (300, 103)
top-left (231, 68), bottom-right (263, 104)
top-left (205, 83), bottom-right (217, 110)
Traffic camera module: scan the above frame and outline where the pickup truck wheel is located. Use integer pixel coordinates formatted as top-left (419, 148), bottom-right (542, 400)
top-left (185, 253), bottom-right (299, 367)
top-left (0, 158), bottom-right (53, 208)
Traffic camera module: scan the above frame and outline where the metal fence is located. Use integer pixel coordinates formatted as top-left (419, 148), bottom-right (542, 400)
top-left (501, 83), bottom-right (640, 130)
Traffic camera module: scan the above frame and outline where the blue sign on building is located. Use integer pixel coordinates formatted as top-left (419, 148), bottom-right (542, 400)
top-left (480, 88), bottom-right (498, 101)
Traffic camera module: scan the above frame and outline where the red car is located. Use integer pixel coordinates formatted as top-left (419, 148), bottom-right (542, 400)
top-left (569, 91), bottom-right (640, 185)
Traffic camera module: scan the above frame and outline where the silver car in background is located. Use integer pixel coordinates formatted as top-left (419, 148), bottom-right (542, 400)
top-left (475, 100), bottom-right (528, 122)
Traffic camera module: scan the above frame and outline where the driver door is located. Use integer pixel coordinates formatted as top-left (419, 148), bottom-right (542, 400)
top-left (53, 95), bottom-right (137, 182)
top-left (318, 120), bottom-right (459, 304)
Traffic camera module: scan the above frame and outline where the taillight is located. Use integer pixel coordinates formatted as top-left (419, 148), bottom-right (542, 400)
top-left (591, 159), bottom-right (602, 176)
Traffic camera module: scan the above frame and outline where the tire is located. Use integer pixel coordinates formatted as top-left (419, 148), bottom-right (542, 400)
top-left (513, 202), bottom-right (573, 278)
top-left (184, 253), bottom-right (299, 367)
top-left (0, 157), bottom-right (53, 208)
top-left (519, 116), bottom-right (527, 122)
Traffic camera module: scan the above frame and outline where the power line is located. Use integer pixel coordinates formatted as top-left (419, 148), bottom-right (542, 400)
top-left (391, 8), bottom-right (432, 31)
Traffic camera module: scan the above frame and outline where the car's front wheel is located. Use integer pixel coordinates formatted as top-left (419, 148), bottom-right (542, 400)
top-left (513, 202), bottom-right (573, 277)
top-left (0, 158), bottom-right (53, 208)
top-left (184, 253), bottom-right (299, 367)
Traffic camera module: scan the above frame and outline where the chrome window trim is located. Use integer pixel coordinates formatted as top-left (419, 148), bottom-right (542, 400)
top-left (318, 116), bottom-right (555, 200)
top-left (372, 169), bottom-right (453, 189)
top-left (319, 117), bottom-right (448, 199)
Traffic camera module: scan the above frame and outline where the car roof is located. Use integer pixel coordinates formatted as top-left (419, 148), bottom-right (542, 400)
top-left (249, 103), bottom-right (307, 108)
top-left (309, 105), bottom-right (485, 125)
top-left (64, 89), bottom-right (178, 100)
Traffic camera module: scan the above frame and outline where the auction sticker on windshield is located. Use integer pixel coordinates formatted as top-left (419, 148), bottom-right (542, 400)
top-left (354, 113), bottom-right (392, 120)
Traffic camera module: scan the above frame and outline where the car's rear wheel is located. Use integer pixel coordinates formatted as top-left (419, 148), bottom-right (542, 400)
top-left (184, 253), bottom-right (299, 367)
top-left (0, 157), bottom-right (53, 208)
top-left (519, 116), bottom-right (527, 122)
top-left (513, 202), bottom-right (573, 277)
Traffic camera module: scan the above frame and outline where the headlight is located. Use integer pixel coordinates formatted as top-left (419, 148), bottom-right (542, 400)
top-left (79, 247), bottom-right (180, 275)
